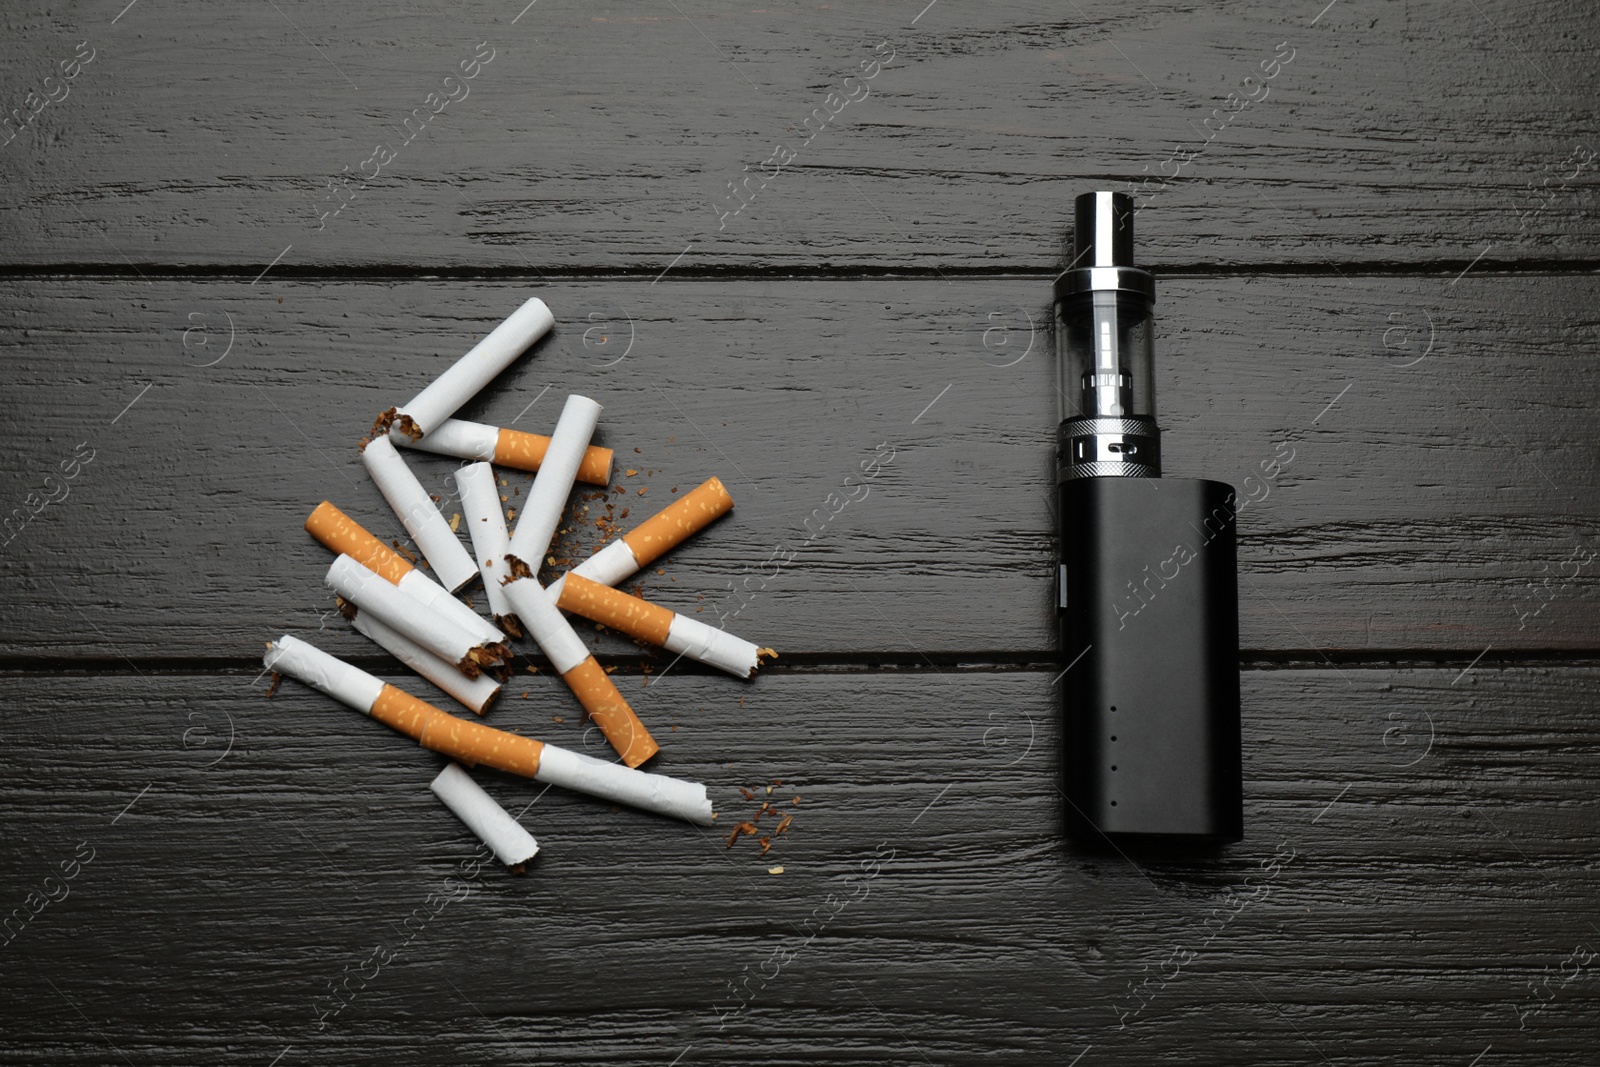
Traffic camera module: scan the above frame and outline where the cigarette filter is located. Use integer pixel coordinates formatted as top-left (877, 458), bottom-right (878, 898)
top-left (305, 502), bottom-right (505, 646)
top-left (502, 576), bottom-right (660, 768)
top-left (399, 418), bottom-right (612, 485)
top-left (361, 435), bottom-right (479, 592)
top-left (453, 463), bottom-right (514, 624)
top-left (546, 476), bottom-right (734, 601)
top-left (351, 611), bottom-right (502, 715)
top-left (263, 635), bottom-right (714, 823)
top-left (375, 295), bottom-right (555, 440)
top-left (505, 394), bottom-right (602, 576)
top-left (557, 573), bottom-right (769, 679)
top-left (326, 554), bottom-right (508, 678)
top-left (430, 763), bottom-right (539, 869)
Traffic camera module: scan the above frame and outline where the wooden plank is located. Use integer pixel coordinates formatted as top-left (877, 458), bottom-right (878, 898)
top-left (1, 274), bottom-right (1595, 659)
top-left (0, 667), bottom-right (1596, 1063)
top-left (1, 1), bottom-right (1597, 270)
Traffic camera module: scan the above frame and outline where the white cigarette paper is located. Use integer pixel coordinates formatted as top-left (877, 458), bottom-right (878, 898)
top-left (351, 611), bottom-right (501, 715)
top-left (505, 394), bottom-right (601, 573)
top-left (397, 418), bottom-right (500, 461)
top-left (454, 462), bottom-right (514, 621)
top-left (361, 435), bottom-right (479, 592)
top-left (501, 577), bottom-right (589, 674)
top-left (326, 554), bottom-right (504, 674)
top-left (395, 568), bottom-right (506, 647)
top-left (262, 636), bottom-right (714, 824)
top-left (545, 539), bottom-right (637, 603)
top-left (535, 744), bottom-right (713, 824)
top-left (662, 615), bottom-right (762, 679)
top-left (430, 763), bottom-right (539, 868)
top-left (264, 633), bottom-right (384, 711)
top-left (389, 296), bottom-right (555, 438)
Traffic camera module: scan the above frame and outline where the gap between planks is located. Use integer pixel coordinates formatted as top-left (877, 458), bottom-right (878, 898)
top-left (3, 260), bottom-right (1599, 283)
top-left (4, 648), bottom-right (1600, 677)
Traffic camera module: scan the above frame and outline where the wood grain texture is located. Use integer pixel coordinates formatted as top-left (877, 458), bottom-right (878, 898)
top-left (0, 668), bottom-right (1594, 1065)
top-left (0, 1), bottom-right (1597, 270)
top-left (0, 274), bottom-right (1595, 660)
top-left (4, 0), bottom-right (1599, 1063)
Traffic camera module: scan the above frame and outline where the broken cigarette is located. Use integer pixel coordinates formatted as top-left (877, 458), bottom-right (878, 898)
top-left (556, 573), bottom-right (770, 679)
top-left (505, 394), bottom-right (601, 577)
top-left (304, 501), bottom-right (504, 647)
top-left (373, 295), bottom-right (555, 441)
top-left (360, 435), bottom-right (479, 593)
top-left (326, 554), bottom-right (508, 678)
top-left (399, 418), bottom-right (612, 486)
top-left (430, 763), bottom-right (539, 870)
top-left (547, 476), bottom-right (734, 601)
top-left (501, 576), bottom-right (660, 768)
top-left (263, 635), bottom-right (714, 823)
top-left (350, 610), bottom-right (501, 715)
top-left (454, 462), bottom-right (515, 627)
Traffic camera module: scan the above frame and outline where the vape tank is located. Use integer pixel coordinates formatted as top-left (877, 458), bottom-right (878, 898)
top-left (1056, 192), bottom-right (1242, 842)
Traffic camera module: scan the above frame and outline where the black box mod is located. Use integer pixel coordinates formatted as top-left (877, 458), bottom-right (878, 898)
top-left (1055, 192), bottom-right (1242, 843)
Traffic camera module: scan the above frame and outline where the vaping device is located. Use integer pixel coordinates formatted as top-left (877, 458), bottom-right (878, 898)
top-left (1055, 192), bottom-right (1242, 842)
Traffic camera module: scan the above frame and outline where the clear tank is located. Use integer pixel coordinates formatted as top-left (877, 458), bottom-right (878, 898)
top-left (1056, 290), bottom-right (1155, 422)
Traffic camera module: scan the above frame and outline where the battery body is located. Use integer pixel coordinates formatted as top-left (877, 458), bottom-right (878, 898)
top-left (1057, 475), bottom-right (1242, 842)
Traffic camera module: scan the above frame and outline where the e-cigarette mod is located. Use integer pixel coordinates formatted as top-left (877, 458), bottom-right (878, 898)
top-left (1056, 192), bottom-right (1242, 843)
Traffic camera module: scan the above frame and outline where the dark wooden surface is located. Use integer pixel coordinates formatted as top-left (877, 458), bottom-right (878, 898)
top-left (2, 1), bottom-right (1597, 1064)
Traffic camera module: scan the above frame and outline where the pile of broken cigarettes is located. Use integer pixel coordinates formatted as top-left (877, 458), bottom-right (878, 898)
top-left (263, 296), bottom-right (774, 871)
